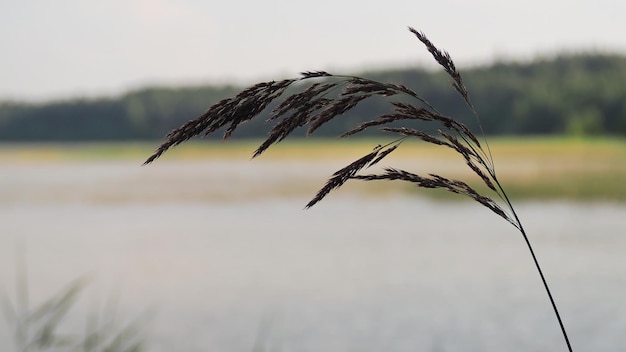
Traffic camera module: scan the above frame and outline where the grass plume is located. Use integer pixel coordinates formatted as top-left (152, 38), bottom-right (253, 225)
top-left (145, 27), bottom-right (573, 351)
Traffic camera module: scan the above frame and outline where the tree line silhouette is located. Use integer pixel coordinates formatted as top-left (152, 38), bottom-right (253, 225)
top-left (1, 53), bottom-right (625, 141)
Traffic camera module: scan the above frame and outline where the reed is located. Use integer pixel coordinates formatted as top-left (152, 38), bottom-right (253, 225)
top-left (2, 255), bottom-right (148, 352)
top-left (145, 27), bottom-right (573, 351)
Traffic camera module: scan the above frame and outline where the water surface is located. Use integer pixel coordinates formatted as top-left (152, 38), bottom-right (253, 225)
top-left (1, 160), bottom-right (625, 351)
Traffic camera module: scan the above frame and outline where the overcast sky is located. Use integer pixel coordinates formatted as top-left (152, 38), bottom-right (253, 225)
top-left (2, 0), bottom-right (625, 101)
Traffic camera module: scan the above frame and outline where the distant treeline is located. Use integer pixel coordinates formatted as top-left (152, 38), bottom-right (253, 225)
top-left (1, 53), bottom-right (626, 141)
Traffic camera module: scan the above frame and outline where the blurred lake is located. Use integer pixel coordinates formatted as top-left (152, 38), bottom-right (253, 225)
top-left (1, 159), bottom-right (625, 351)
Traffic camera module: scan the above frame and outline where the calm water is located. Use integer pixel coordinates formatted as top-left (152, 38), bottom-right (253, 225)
top-left (1, 159), bottom-right (626, 351)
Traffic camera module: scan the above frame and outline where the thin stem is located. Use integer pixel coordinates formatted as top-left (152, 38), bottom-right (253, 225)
top-left (519, 224), bottom-right (573, 352)
top-left (495, 178), bottom-right (573, 352)
top-left (377, 136), bottom-right (408, 150)
top-left (468, 108), bottom-right (495, 172)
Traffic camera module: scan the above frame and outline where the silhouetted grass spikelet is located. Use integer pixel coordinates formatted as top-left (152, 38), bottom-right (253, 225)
top-left (271, 82), bottom-right (338, 120)
top-left (300, 71), bottom-right (332, 78)
top-left (367, 144), bottom-right (399, 168)
top-left (340, 114), bottom-right (398, 137)
top-left (389, 83), bottom-right (420, 98)
top-left (307, 94), bottom-right (371, 135)
top-left (341, 99), bottom-right (477, 140)
top-left (408, 27), bottom-right (471, 108)
top-left (466, 159), bottom-right (497, 191)
top-left (342, 77), bottom-right (399, 96)
top-left (221, 79), bottom-right (295, 139)
top-left (258, 99), bottom-right (331, 156)
top-left (382, 127), bottom-right (450, 146)
top-left (340, 112), bottom-right (417, 137)
top-left (253, 83), bottom-right (340, 157)
top-left (438, 130), bottom-right (476, 159)
top-left (305, 150), bottom-right (379, 208)
top-left (144, 79), bottom-right (295, 164)
top-left (352, 169), bottom-right (510, 223)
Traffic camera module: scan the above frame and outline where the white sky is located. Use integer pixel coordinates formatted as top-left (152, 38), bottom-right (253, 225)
top-left (1, 0), bottom-right (625, 101)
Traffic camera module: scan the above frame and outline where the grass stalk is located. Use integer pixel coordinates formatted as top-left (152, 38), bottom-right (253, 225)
top-left (145, 27), bottom-right (573, 351)
top-left (496, 177), bottom-right (573, 351)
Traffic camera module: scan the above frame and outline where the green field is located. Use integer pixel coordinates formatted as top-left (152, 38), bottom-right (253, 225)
top-left (1, 137), bottom-right (625, 201)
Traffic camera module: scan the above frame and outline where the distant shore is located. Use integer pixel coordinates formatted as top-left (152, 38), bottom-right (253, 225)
top-left (2, 137), bottom-right (625, 201)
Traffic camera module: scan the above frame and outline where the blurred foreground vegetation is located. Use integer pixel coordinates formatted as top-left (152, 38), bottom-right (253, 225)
top-left (1, 53), bottom-right (626, 141)
top-left (3, 274), bottom-right (148, 352)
